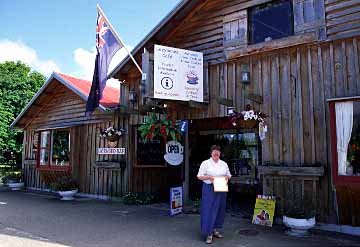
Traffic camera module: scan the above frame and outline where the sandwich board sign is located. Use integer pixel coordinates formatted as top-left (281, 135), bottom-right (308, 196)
top-left (170, 186), bottom-right (183, 216)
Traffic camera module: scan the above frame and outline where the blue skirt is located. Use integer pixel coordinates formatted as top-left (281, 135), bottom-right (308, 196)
top-left (200, 183), bottom-right (227, 238)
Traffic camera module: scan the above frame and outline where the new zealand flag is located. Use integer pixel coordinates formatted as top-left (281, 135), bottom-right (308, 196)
top-left (86, 11), bottom-right (121, 116)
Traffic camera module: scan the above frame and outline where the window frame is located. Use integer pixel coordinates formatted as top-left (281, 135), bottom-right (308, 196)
top-left (36, 128), bottom-right (71, 172)
top-left (329, 97), bottom-right (360, 186)
top-left (248, 0), bottom-right (294, 45)
top-left (134, 126), bottom-right (167, 168)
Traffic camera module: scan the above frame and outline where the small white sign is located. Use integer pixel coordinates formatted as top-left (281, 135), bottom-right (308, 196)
top-left (154, 44), bottom-right (203, 102)
top-left (164, 141), bottom-right (183, 166)
top-left (98, 148), bottom-right (125, 155)
top-left (170, 186), bottom-right (183, 216)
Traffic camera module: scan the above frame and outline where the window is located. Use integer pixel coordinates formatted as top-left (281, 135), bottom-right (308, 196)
top-left (330, 98), bottom-right (360, 185)
top-left (248, 0), bottom-right (293, 44)
top-left (136, 129), bottom-right (166, 167)
top-left (37, 129), bottom-right (70, 170)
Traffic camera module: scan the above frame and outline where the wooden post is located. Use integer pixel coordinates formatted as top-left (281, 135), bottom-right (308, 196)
top-left (183, 126), bottom-right (189, 201)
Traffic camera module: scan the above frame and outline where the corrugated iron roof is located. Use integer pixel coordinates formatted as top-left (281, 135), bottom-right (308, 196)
top-left (56, 72), bottom-right (120, 108)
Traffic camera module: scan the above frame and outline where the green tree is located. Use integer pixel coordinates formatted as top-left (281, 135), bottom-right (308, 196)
top-left (0, 61), bottom-right (45, 154)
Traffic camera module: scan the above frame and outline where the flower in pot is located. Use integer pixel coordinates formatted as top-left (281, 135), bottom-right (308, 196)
top-left (228, 104), bottom-right (268, 140)
top-left (100, 126), bottom-right (125, 142)
top-left (2, 171), bottom-right (24, 191)
top-left (283, 199), bottom-right (316, 237)
top-left (50, 176), bottom-right (78, 200)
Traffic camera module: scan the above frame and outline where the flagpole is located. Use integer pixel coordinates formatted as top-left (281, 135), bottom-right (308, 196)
top-left (96, 4), bottom-right (144, 76)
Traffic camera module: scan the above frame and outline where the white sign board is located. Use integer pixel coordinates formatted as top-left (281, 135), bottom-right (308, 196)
top-left (170, 186), bottom-right (183, 216)
top-left (164, 141), bottom-right (184, 166)
top-left (154, 44), bottom-right (203, 102)
top-left (98, 148), bottom-right (125, 155)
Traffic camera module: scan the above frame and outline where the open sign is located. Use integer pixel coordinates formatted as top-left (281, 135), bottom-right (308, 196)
top-left (164, 141), bottom-right (184, 166)
top-left (167, 144), bottom-right (183, 154)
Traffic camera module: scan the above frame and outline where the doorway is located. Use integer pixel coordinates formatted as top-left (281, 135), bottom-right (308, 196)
top-left (189, 117), bottom-right (261, 218)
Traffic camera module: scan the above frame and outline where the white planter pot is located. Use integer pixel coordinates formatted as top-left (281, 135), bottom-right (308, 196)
top-left (58, 189), bottom-right (78, 201)
top-left (283, 216), bottom-right (316, 237)
top-left (8, 182), bottom-right (24, 191)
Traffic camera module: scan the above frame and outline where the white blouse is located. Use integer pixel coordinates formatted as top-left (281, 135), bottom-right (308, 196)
top-left (197, 158), bottom-right (232, 184)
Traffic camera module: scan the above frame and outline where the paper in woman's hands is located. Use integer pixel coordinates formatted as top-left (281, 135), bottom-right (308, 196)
top-left (213, 176), bottom-right (228, 192)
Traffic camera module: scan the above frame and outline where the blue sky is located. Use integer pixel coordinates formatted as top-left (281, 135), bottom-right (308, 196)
top-left (0, 0), bottom-right (180, 81)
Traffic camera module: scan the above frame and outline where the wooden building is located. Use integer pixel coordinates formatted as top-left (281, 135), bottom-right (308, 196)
top-left (13, 0), bottom-right (360, 227)
top-left (11, 72), bottom-right (130, 198)
top-left (109, 0), bottom-right (360, 226)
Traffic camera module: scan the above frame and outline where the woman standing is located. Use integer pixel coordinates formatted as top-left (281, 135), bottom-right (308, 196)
top-left (197, 145), bottom-right (231, 244)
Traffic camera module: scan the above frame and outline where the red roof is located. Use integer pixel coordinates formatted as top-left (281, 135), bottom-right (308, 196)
top-left (56, 72), bottom-right (120, 108)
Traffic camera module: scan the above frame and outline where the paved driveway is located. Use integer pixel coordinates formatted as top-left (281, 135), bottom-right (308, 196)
top-left (0, 190), bottom-right (359, 247)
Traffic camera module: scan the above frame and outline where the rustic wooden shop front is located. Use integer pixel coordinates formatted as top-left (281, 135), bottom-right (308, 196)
top-left (109, 0), bottom-right (360, 225)
top-left (12, 0), bottom-right (360, 226)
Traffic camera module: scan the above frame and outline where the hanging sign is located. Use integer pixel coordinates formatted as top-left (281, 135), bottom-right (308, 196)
top-left (170, 186), bottom-right (183, 216)
top-left (252, 195), bottom-right (276, 227)
top-left (164, 141), bottom-right (184, 166)
top-left (154, 44), bottom-right (203, 102)
top-left (98, 148), bottom-right (125, 155)
top-left (179, 120), bottom-right (188, 133)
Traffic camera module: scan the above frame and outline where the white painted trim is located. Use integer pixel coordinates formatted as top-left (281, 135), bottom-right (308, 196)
top-left (315, 223), bottom-right (360, 236)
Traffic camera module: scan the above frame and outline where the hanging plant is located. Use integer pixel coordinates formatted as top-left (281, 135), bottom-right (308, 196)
top-left (100, 126), bottom-right (126, 142)
top-left (229, 104), bottom-right (268, 141)
top-left (138, 112), bottom-right (181, 142)
top-left (229, 104), bottom-right (267, 126)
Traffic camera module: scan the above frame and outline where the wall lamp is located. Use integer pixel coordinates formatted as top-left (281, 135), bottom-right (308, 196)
top-left (128, 87), bottom-right (137, 107)
top-left (240, 63), bottom-right (250, 84)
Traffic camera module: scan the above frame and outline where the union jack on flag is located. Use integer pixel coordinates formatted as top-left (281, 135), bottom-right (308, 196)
top-left (96, 14), bottom-right (109, 49)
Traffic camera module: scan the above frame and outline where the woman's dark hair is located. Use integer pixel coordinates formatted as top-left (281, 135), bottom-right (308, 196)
top-left (210, 145), bottom-right (221, 153)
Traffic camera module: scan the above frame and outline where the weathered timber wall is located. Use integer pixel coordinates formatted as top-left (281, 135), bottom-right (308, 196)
top-left (125, 37), bottom-right (360, 219)
top-left (29, 86), bottom-right (112, 129)
top-left (326, 0), bottom-right (360, 40)
top-left (22, 82), bottom-right (130, 197)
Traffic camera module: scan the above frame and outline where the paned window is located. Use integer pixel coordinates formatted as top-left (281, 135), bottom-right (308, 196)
top-left (37, 129), bottom-right (70, 169)
top-left (248, 0), bottom-right (294, 44)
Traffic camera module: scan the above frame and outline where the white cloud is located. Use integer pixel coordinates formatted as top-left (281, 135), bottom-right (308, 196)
top-left (0, 39), bottom-right (61, 76)
top-left (71, 46), bottom-right (132, 89)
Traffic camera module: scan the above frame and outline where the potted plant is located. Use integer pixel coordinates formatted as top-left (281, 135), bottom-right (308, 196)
top-left (228, 104), bottom-right (268, 140)
top-left (283, 197), bottom-right (316, 237)
top-left (100, 126), bottom-right (125, 142)
top-left (50, 176), bottom-right (78, 200)
top-left (2, 171), bottom-right (24, 191)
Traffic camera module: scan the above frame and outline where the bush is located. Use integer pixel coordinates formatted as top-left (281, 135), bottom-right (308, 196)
top-left (284, 195), bottom-right (316, 219)
top-left (50, 176), bottom-right (78, 191)
top-left (122, 192), bottom-right (155, 205)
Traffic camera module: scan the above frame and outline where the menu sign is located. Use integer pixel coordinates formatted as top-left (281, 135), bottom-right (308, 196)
top-left (154, 44), bottom-right (203, 102)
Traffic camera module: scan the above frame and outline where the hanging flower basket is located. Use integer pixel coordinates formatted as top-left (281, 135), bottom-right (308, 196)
top-left (105, 135), bottom-right (120, 142)
top-left (138, 112), bottom-right (181, 142)
top-left (229, 105), bottom-right (267, 126)
top-left (100, 126), bottom-right (125, 142)
top-left (229, 104), bottom-right (268, 140)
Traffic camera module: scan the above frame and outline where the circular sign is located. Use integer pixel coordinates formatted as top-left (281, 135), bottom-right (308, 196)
top-left (161, 77), bottom-right (173, 90)
top-left (164, 141), bottom-right (184, 166)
